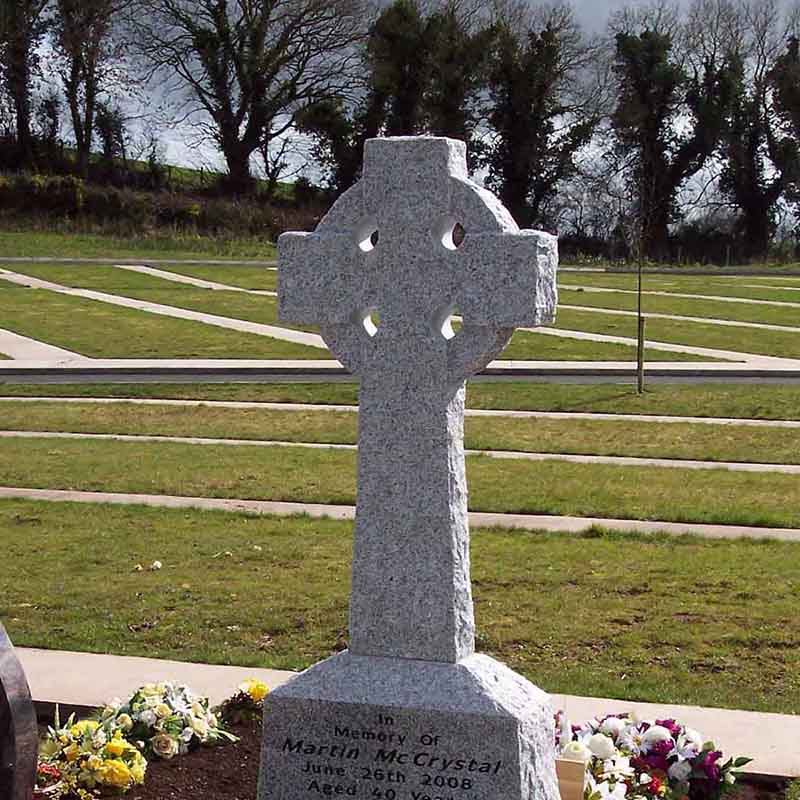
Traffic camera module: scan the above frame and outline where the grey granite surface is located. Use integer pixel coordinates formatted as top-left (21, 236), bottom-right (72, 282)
top-left (278, 137), bottom-right (557, 663)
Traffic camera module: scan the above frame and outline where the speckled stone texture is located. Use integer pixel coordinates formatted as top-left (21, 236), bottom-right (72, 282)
top-left (278, 137), bottom-right (557, 662)
top-left (263, 136), bottom-right (559, 800)
top-left (258, 652), bottom-right (559, 800)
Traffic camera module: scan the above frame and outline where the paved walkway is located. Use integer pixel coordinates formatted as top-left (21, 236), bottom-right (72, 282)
top-left (560, 283), bottom-right (800, 309)
top-left (561, 303), bottom-right (800, 334)
top-left (0, 268), bottom-right (324, 349)
top-left (0, 328), bottom-right (81, 360)
top-left (3, 429), bottom-right (798, 475)
top-left (13, 648), bottom-right (799, 778)
top-left (1, 487), bottom-right (797, 541)
top-left (527, 326), bottom-right (794, 366)
top-left (112, 263), bottom-right (277, 296)
top-left (6, 396), bottom-right (800, 428)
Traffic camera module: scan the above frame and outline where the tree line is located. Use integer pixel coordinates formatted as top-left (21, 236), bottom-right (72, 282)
top-left (0, 0), bottom-right (798, 262)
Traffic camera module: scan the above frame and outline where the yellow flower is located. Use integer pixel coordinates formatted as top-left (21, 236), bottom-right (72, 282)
top-left (39, 738), bottom-right (61, 759)
top-left (64, 743), bottom-right (82, 762)
top-left (86, 755), bottom-right (103, 770)
top-left (240, 678), bottom-right (269, 703)
top-left (70, 720), bottom-right (99, 738)
top-left (154, 702), bottom-right (172, 719)
top-left (97, 758), bottom-right (132, 788)
top-left (130, 758), bottom-right (147, 784)
top-left (104, 737), bottom-right (126, 757)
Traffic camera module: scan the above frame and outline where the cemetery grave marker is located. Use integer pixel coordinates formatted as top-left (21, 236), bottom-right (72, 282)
top-left (259, 137), bottom-right (559, 800)
top-left (0, 621), bottom-right (38, 800)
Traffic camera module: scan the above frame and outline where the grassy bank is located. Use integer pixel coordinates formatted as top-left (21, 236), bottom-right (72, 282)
top-left (1, 499), bottom-right (797, 713)
top-left (0, 436), bottom-right (799, 527)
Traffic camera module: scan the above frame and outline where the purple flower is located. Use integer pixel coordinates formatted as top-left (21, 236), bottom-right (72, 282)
top-left (644, 754), bottom-right (670, 773)
top-left (699, 750), bottom-right (723, 781)
top-left (656, 719), bottom-right (682, 739)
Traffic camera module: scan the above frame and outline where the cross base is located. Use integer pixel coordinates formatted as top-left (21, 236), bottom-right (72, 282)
top-left (258, 652), bottom-right (559, 800)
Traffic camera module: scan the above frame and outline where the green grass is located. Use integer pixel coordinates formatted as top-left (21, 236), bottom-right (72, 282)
top-left (5, 382), bottom-right (800, 419)
top-left (560, 287), bottom-right (800, 328)
top-left (555, 308), bottom-right (800, 359)
top-left (1, 499), bottom-right (798, 713)
top-left (0, 264), bottom-right (706, 362)
top-left (2, 400), bottom-right (799, 465)
top-left (0, 230), bottom-right (277, 261)
top-left (137, 263), bottom-right (278, 291)
top-left (0, 280), bottom-right (323, 359)
top-left (561, 274), bottom-right (800, 304)
top-left (1, 264), bottom-right (312, 334)
top-left (1, 436), bottom-right (799, 527)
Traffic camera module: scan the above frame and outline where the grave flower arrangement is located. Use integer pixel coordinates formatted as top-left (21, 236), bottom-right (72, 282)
top-left (215, 677), bottom-right (270, 725)
top-left (99, 681), bottom-right (237, 760)
top-left (37, 715), bottom-right (147, 798)
top-left (556, 711), bottom-right (751, 800)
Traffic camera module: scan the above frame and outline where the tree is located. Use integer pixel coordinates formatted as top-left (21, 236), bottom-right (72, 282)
top-left (482, 3), bottom-right (600, 228)
top-left (0, 0), bottom-right (49, 167)
top-left (422, 1), bottom-right (494, 168)
top-left (717, 0), bottom-right (799, 258)
top-left (54, 0), bottom-right (128, 177)
top-left (611, 23), bottom-right (736, 260)
top-left (132, 0), bottom-right (367, 195)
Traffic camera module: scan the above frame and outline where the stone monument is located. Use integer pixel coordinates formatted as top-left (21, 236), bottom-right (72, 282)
top-left (0, 621), bottom-right (38, 800)
top-left (259, 137), bottom-right (559, 800)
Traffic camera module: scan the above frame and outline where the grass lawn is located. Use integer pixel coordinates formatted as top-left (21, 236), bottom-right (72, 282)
top-left (4, 382), bottom-right (800, 419)
top-left (0, 436), bottom-right (799, 527)
top-left (0, 231), bottom-right (277, 261)
top-left (0, 499), bottom-right (797, 713)
top-left (2, 264), bottom-right (702, 362)
top-left (2, 400), bottom-right (799, 465)
top-left (559, 287), bottom-right (800, 328)
top-left (555, 308), bottom-right (800, 359)
top-left (0, 280), bottom-right (323, 359)
top-left (143, 263), bottom-right (278, 291)
top-left (561, 274), bottom-right (800, 304)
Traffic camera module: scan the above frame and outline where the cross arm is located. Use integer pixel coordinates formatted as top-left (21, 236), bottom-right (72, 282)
top-left (454, 230), bottom-right (558, 329)
top-left (277, 231), bottom-right (368, 326)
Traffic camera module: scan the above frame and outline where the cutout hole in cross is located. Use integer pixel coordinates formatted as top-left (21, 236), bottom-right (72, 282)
top-left (361, 308), bottom-right (381, 338)
top-left (434, 216), bottom-right (466, 251)
top-left (356, 219), bottom-right (380, 253)
top-left (435, 305), bottom-right (463, 340)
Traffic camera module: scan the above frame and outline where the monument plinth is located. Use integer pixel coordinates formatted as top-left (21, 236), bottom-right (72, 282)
top-left (259, 137), bottom-right (559, 800)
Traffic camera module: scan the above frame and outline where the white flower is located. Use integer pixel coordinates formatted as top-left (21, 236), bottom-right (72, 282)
top-left (589, 777), bottom-right (627, 800)
top-left (678, 727), bottom-right (704, 755)
top-left (139, 709), bottom-right (157, 727)
top-left (150, 560), bottom-right (162, 571)
top-left (639, 774), bottom-right (652, 785)
top-left (668, 761), bottom-right (693, 782)
top-left (180, 727), bottom-right (195, 743)
top-left (641, 725), bottom-right (674, 752)
top-left (561, 740), bottom-right (592, 764)
top-left (600, 717), bottom-right (626, 739)
top-left (617, 728), bottom-right (643, 755)
top-left (588, 733), bottom-right (617, 760)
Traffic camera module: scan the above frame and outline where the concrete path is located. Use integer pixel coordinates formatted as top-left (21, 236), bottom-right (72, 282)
top-left (3, 429), bottom-right (799, 475)
top-left (561, 302), bottom-right (800, 334)
top-left (112, 263), bottom-right (277, 296)
top-left (15, 648), bottom-right (796, 778)
top-left (6, 395), bottom-right (800, 428)
top-left (1, 486), bottom-right (797, 541)
top-left (0, 268), bottom-right (324, 349)
top-left (560, 283), bottom-right (800, 309)
top-left (0, 328), bottom-right (82, 360)
top-left (529, 326), bottom-right (794, 366)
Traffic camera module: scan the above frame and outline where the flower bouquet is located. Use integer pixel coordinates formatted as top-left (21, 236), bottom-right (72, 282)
top-left (100, 682), bottom-right (237, 760)
top-left (556, 711), bottom-right (751, 800)
top-left (37, 716), bottom-right (147, 798)
top-left (215, 677), bottom-right (270, 726)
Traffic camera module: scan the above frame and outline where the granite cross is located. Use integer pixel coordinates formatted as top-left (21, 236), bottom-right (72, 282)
top-left (0, 621), bottom-right (38, 800)
top-left (279, 136), bottom-right (557, 663)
